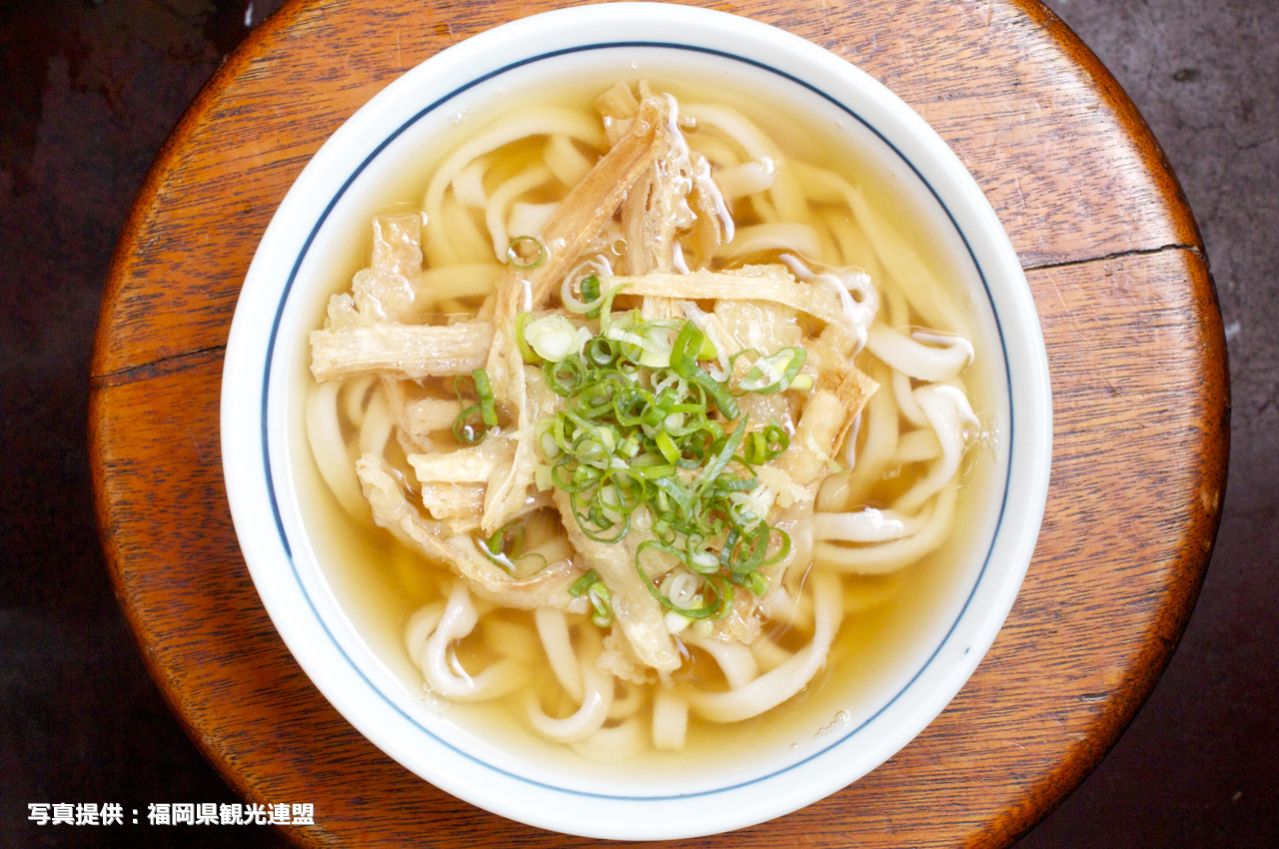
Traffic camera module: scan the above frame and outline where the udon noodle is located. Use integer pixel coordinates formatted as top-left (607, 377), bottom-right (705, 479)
top-left (306, 81), bottom-right (983, 761)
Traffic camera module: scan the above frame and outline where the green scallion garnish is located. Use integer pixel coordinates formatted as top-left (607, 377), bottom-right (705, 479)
top-left (568, 569), bottom-right (614, 627)
top-left (533, 306), bottom-right (800, 623)
top-left (473, 368), bottom-right (498, 427)
top-left (506, 235), bottom-right (546, 269)
top-left (451, 370), bottom-right (499, 444)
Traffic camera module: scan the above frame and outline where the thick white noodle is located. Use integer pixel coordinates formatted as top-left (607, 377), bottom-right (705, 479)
top-left (894, 428), bottom-right (942, 464)
top-left (893, 369), bottom-right (929, 428)
top-left (714, 157), bottom-right (776, 200)
top-left (341, 375), bottom-right (376, 427)
top-left (524, 629), bottom-right (613, 743)
top-left (823, 205), bottom-right (886, 283)
top-left (404, 602), bottom-right (444, 664)
top-left (435, 195), bottom-right (492, 266)
top-left (815, 486), bottom-right (958, 574)
top-left (682, 103), bottom-right (805, 221)
top-left (719, 223), bottom-right (820, 261)
top-left (848, 184), bottom-right (966, 334)
top-left (780, 253), bottom-right (878, 349)
top-left (413, 264), bottom-right (501, 305)
top-left (814, 507), bottom-right (928, 543)
top-left (418, 582), bottom-right (527, 701)
top-left (747, 635), bottom-right (792, 673)
top-left (789, 159), bottom-right (849, 204)
top-left (485, 164), bottom-right (553, 261)
top-left (607, 680), bottom-right (646, 721)
top-left (423, 107), bottom-right (605, 234)
top-left (452, 161), bottom-right (487, 207)
top-left (686, 572), bottom-right (842, 723)
top-left (895, 385), bottom-right (977, 513)
top-left (506, 201), bottom-right (559, 244)
top-left (544, 134), bottom-right (593, 186)
top-left (685, 132), bottom-right (741, 169)
top-left (844, 413), bottom-right (862, 468)
top-left (534, 608), bottom-right (582, 702)
top-left (305, 381), bottom-right (365, 518)
top-left (758, 584), bottom-right (813, 630)
top-left (792, 162), bottom-right (966, 335)
top-left (568, 715), bottom-right (648, 763)
top-left (357, 388), bottom-right (394, 459)
top-left (682, 634), bottom-right (760, 690)
top-left (867, 324), bottom-right (973, 383)
top-left (651, 688), bottom-right (689, 751)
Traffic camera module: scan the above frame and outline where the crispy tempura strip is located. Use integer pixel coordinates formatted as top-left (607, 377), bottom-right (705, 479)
top-left (357, 456), bottom-right (580, 610)
top-left (782, 368), bottom-right (878, 487)
top-left (747, 365), bottom-right (878, 609)
top-left (595, 81), bottom-right (640, 145)
top-left (310, 266), bottom-right (845, 384)
top-left (551, 489), bottom-right (681, 674)
top-left (621, 89), bottom-right (683, 319)
top-left (482, 96), bottom-right (673, 534)
top-left (617, 83), bottom-right (733, 319)
top-left (606, 266), bottom-right (848, 327)
top-left (407, 441), bottom-right (511, 485)
top-left (493, 95), bottom-right (673, 325)
top-left (419, 483), bottom-right (485, 522)
top-left (310, 321), bottom-right (492, 382)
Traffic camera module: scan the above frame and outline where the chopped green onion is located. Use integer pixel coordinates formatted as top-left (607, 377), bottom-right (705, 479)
top-left (529, 311), bottom-right (803, 618)
top-left (451, 406), bottom-right (484, 444)
top-left (635, 542), bottom-right (730, 619)
top-left (543, 356), bottom-right (587, 397)
top-left (743, 570), bottom-right (769, 596)
top-left (472, 368), bottom-right (498, 427)
top-left (569, 570), bottom-right (599, 596)
top-left (744, 423), bottom-right (790, 465)
top-left (450, 371), bottom-right (497, 444)
top-left (671, 322), bottom-right (738, 418)
top-left (569, 570), bottom-right (613, 627)
top-left (654, 430), bottom-right (681, 465)
top-left (524, 314), bottom-right (583, 363)
top-left (505, 235), bottom-right (545, 269)
top-left (740, 347), bottom-right (807, 393)
top-left (515, 312), bottom-right (541, 364)
top-left (789, 373), bottom-right (814, 392)
top-left (478, 521), bottom-right (546, 576)
top-left (580, 275), bottom-right (603, 318)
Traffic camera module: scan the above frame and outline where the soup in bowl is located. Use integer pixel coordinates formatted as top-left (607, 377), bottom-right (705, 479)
top-left (222, 3), bottom-right (1051, 839)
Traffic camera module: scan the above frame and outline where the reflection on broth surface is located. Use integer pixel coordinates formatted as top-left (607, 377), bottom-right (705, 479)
top-left (301, 76), bottom-right (994, 767)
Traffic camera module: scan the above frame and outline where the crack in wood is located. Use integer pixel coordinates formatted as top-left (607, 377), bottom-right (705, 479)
top-left (1024, 243), bottom-right (1204, 272)
top-left (93, 246), bottom-right (1209, 389)
top-left (92, 345), bottom-right (226, 389)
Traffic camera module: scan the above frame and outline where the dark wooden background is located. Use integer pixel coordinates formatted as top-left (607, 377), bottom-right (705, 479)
top-left (1, 0), bottom-right (1273, 847)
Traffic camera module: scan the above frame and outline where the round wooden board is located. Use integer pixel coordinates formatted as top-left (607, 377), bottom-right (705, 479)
top-left (90, 0), bottom-right (1228, 846)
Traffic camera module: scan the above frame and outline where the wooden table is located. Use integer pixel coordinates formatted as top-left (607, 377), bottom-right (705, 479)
top-left (90, 0), bottom-right (1228, 845)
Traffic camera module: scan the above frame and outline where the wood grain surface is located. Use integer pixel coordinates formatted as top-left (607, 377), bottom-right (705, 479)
top-left (89, 0), bottom-right (1228, 846)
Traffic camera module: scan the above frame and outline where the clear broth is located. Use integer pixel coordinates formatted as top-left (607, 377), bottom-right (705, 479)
top-left (297, 73), bottom-right (998, 780)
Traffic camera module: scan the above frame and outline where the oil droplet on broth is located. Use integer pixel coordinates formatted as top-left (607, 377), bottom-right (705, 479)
top-left (421, 688), bottom-right (454, 716)
top-left (816, 709), bottom-right (853, 737)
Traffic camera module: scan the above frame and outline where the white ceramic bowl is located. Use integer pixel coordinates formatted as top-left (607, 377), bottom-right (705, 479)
top-left (222, 2), bottom-right (1051, 840)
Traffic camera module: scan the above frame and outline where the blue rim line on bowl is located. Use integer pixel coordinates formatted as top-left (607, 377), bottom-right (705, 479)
top-left (259, 41), bottom-right (1014, 802)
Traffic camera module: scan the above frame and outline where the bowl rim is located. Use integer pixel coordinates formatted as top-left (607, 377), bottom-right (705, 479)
top-left (222, 2), bottom-right (1052, 839)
